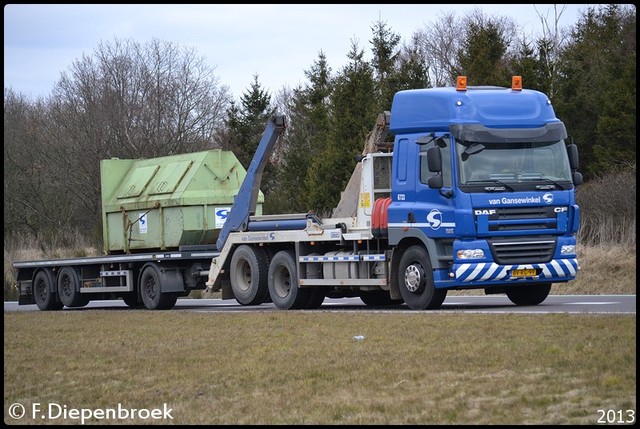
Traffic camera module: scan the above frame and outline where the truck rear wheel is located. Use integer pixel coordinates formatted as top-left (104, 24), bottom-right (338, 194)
top-left (505, 283), bottom-right (551, 306)
top-left (139, 265), bottom-right (178, 310)
top-left (57, 267), bottom-right (89, 308)
top-left (268, 250), bottom-right (311, 310)
top-left (397, 245), bottom-right (447, 310)
top-left (230, 245), bottom-right (270, 305)
top-left (33, 270), bottom-right (64, 311)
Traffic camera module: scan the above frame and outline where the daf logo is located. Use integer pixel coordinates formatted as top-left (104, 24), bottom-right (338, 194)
top-left (543, 193), bottom-right (554, 204)
top-left (474, 209), bottom-right (496, 215)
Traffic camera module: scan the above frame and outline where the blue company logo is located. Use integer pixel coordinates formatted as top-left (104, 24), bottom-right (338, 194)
top-left (543, 193), bottom-right (554, 204)
top-left (216, 209), bottom-right (229, 219)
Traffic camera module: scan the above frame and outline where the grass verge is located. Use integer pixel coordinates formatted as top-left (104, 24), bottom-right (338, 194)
top-left (4, 311), bottom-right (636, 425)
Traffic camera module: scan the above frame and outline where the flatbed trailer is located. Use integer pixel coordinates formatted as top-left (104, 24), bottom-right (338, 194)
top-left (14, 246), bottom-right (219, 310)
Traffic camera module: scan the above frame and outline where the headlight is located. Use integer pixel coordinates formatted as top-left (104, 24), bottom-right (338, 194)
top-left (457, 249), bottom-right (485, 259)
top-left (561, 245), bottom-right (576, 255)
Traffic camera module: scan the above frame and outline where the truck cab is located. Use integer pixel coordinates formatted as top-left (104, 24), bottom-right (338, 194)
top-left (387, 76), bottom-right (582, 308)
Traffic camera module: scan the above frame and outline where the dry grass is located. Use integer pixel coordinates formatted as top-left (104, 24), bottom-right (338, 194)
top-left (565, 244), bottom-right (636, 295)
top-left (3, 311), bottom-right (636, 425)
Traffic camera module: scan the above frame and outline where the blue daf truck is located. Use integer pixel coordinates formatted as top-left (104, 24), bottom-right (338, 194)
top-left (204, 76), bottom-right (583, 310)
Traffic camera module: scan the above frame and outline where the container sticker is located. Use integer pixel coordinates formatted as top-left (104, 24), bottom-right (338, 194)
top-left (139, 213), bottom-right (148, 234)
top-left (215, 207), bottom-right (231, 229)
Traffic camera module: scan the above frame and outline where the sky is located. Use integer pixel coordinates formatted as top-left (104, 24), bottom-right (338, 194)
top-left (4, 4), bottom-right (597, 101)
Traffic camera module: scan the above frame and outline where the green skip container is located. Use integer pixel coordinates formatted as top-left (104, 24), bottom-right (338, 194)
top-left (100, 150), bottom-right (262, 253)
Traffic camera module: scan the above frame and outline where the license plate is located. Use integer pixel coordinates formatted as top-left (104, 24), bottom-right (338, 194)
top-left (511, 268), bottom-right (537, 277)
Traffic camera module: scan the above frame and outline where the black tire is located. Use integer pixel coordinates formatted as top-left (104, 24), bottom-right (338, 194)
top-left (122, 292), bottom-right (144, 308)
top-left (397, 245), bottom-right (446, 310)
top-left (57, 267), bottom-right (90, 308)
top-left (33, 270), bottom-right (63, 311)
top-left (360, 290), bottom-right (404, 306)
top-left (139, 265), bottom-right (178, 310)
top-left (505, 283), bottom-right (551, 306)
top-left (305, 287), bottom-right (326, 309)
top-left (268, 250), bottom-right (311, 310)
top-left (230, 245), bottom-right (270, 305)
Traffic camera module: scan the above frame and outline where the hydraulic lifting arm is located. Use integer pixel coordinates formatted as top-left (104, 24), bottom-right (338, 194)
top-left (216, 114), bottom-right (286, 250)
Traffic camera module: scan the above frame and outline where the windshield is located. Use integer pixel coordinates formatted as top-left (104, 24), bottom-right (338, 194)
top-left (456, 139), bottom-right (573, 187)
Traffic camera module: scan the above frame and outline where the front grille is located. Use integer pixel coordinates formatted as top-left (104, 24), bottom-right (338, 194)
top-left (486, 206), bottom-right (557, 232)
top-left (489, 236), bottom-right (556, 264)
top-left (475, 206), bottom-right (558, 235)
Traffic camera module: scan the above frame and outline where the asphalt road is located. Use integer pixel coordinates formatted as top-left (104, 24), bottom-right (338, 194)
top-left (4, 295), bottom-right (635, 314)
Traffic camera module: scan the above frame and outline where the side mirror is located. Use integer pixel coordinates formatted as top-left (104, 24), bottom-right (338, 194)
top-left (567, 143), bottom-right (579, 170)
top-left (426, 146), bottom-right (443, 189)
top-left (566, 143), bottom-right (582, 186)
top-left (426, 146), bottom-right (442, 172)
top-left (428, 175), bottom-right (443, 189)
top-left (572, 171), bottom-right (583, 186)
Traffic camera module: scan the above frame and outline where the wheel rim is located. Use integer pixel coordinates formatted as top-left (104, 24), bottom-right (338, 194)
top-left (60, 274), bottom-right (72, 298)
top-left (145, 275), bottom-right (158, 300)
top-left (273, 264), bottom-right (291, 298)
top-left (35, 278), bottom-right (48, 302)
top-left (235, 259), bottom-right (252, 292)
top-left (404, 263), bottom-right (424, 293)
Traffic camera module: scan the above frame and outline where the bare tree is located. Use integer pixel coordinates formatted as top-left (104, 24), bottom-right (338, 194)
top-left (413, 11), bottom-right (460, 87)
top-left (4, 89), bottom-right (53, 235)
top-left (7, 37), bottom-right (231, 239)
top-left (532, 4), bottom-right (572, 98)
top-left (413, 8), bottom-right (519, 86)
top-left (50, 37), bottom-right (230, 159)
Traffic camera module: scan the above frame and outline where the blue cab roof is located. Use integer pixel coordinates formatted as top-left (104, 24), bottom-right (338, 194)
top-left (389, 86), bottom-right (561, 134)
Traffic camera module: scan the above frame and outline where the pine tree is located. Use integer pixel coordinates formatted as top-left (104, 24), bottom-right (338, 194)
top-left (306, 40), bottom-right (377, 215)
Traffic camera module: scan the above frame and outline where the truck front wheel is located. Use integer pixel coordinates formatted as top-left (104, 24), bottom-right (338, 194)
top-left (268, 250), bottom-right (311, 310)
top-left (139, 265), bottom-right (178, 310)
top-left (397, 246), bottom-right (447, 310)
top-left (33, 270), bottom-right (64, 311)
top-left (505, 283), bottom-right (551, 306)
top-left (230, 245), bottom-right (270, 305)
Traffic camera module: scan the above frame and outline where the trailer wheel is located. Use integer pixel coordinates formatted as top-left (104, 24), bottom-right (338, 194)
top-left (268, 250), bottom-right (311, 310)
top-left (122, 292), bottom-right (143, 308)
top-left (229, 245), bottom-right (269, 305)
top-left (57, 267), bottom-right (90, 308)
top-left (33, 270), bottom-right (63, 311)
top-left (397, 245), bottom-right (447, 310)
top-left (360, 290), bottom-right (404, 307)
top-left (139, 265), bottom-right (178, 310)
top-left (505, 283), bottom-right (551, 306)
